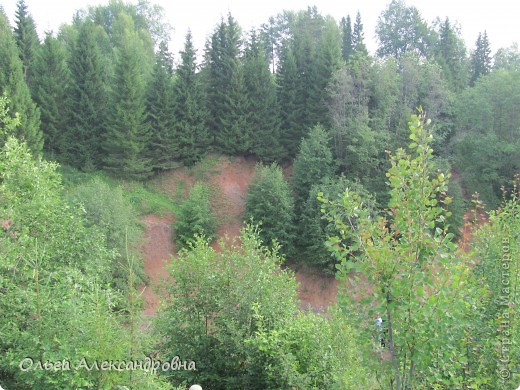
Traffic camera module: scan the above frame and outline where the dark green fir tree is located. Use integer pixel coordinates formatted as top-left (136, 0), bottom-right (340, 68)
top-left (0, 10), bottom-right (42, 156)
top-left (146, 40), bottom-right (177, 171)
top-left (103, 14), bottom-right (151, 180)
top-left (174, 31), bottom-right (210, 166)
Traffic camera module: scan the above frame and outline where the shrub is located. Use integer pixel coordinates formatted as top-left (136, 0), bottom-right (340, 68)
top-left (173, 183), bottom-right (216, 249)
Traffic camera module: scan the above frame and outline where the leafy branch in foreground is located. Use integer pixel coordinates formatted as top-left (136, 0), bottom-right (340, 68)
top-left (322, 110), bottom-right (491, 389)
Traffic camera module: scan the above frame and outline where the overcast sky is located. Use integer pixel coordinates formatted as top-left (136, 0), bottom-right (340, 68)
top-left (2, 0), bottom-right (519, 59)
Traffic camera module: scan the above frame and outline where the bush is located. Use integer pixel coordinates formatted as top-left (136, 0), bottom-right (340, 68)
top-left (67, 176), bottom-right (144, 291)
top-left (173, 183), bottom-right (216, 249)
top-left (298, 177), bottom-right (375, 273)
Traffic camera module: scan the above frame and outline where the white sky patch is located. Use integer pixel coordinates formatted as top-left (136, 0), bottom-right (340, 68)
top-left (2, 0), bottom-right (519, 58)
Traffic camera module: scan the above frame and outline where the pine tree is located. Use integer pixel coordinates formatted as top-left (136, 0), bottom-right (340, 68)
top-left (66, 19), bottom-right (108, 170)
top-left (32, 33), bottom-right (71, 156)
top-left (243, 32), bottom-right (282, 162)
top-left (471, 31), bottom-right (492, 85)
top-left (0, 10), bottom-right (42, 156)
top-left (146, 40), bottom-right (177, 170)
top-left (174, 31), bottom-right (210, 166)
top-left (340, 15), bottom-right (353, 62)
top-left (103, 14), bottom-right (151, 180)
top-left (13, 0), bottom-right (40, 89)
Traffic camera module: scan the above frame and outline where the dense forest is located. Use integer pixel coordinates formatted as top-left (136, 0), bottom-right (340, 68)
top-left (0, 0), bottom-right (518, 389)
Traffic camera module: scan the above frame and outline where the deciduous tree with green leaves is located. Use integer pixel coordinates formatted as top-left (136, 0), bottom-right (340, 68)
top-left (322, 111), bottom-right (490, 388)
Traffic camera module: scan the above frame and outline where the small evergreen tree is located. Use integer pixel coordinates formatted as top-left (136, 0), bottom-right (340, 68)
top-left (245, 163), bottom-right (295, 255)
top-left (291, 125), bottom-right (334, 210)
top-left (173, 183), bottom-right (216, 249)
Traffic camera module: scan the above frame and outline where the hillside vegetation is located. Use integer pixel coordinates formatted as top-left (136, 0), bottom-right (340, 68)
top-left (0, 0), bottom-right (518, 388)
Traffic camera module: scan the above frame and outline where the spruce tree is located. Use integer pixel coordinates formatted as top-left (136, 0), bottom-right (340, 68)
top-left (0, 10), bottom-right (42, 156)
top-left (206, 14), bottom-right (249, 154)
top-left (13, 0), bottom-right (39, 89)
top-left (340, 15), bottom-right (353, 62)
top-left (103, 14), bottom-right (151, 180)
top-left (32, 33), bottom-right (71, 156)
top-left (352, 11), bottom-right (368, 55)
top-left (243, 32), bottom-right (282, 162)
top-left (277, 44), bottom-right (302, 158)
top-left (470, 31), bottom-right (492, 85)
top-left (66, 19), bottom-right (108, 170)
top-left (146, 40), bottom-right (177, 170)
top-left (217, 64), bottom-right (251, 154)
top-left (435, 18), bottom-right (468, 91)
top-left (291, 124), bottom-right (334, 211)
top-left (174, 31), bottom-right (210, 166)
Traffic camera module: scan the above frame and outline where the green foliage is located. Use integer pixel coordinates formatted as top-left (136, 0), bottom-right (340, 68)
top-left (298, 177), bottom-right (375, 273)
top-left (174, 31), bottom-right (210, 166)
top-left (66, 176), bottom-right (144, 292)
top-left (103, 13), bottom-right (152, 180)
top-left (291, 124), bottom-right (334, 208)
top-left (32, 33), bottom-right (71, 157)
top-left (146, 40), bottom-right (177, 171)
top-left (454, 70), bottom-right (520, 208)
top-left (65, 19), bottom-right (108, 170)
top-left (0, 131), bottom-right (169, 388)
top-left (376, 0), bottom-right (432, 59)
top-left (155, 226), bottom-right (298, 389)
top-left (277, 44), bottom-right (301, 158)
top-left (243, 33), bottom-right (283, 162)
top-left (245, 163), bottom-right (295, 256)
top-left (470, 31), bottom-right (492, 85)
top-left (13, 0), bottom-right (40, 88)
top-left (246, 306), bottom-right (376, 389)
top-left (0, 10), bottom-right (42, 156)
top-left (322, 112), bottom-right (488, 388)
top-left (173, 183), bottom-right (216, 249)
top-left (471, 187), bottom-right (519, 387)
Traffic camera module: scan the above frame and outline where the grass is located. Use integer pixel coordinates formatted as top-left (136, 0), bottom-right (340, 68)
top-left (58, 165), bottom-right (180, 217)
top-left (189, 153), bottom-right (221, 181)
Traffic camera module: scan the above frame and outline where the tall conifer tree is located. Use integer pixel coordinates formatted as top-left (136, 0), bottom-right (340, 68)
top-left (243, 32), bottom-right (282, 162)
top-left (103, 14), bottom-right (151, 179)
top-left (32, 33), bottom-right (71, 156)
top-left (0, 10), bottom-right (42, 156)
top-left (146, 40), bottom-right (177, 170)
top-left (470, 31), bottom-right (492, 85)
top-left (67, 19), bottom-right (108, 170)
top-left (340, 15), bottom-right (353, 62)
top-left (174, 31), bottom-right (210, 166)
top-left (13, 0), bottom-right (39, 89)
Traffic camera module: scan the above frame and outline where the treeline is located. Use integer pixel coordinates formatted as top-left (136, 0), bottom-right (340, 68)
top-left (1, 0), bottom-right (519, 207)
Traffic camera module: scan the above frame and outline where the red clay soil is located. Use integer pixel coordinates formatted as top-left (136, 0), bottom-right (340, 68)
top-left (138, 156), bottom-right (340, 316)
top-left (139, 214), bottom-right (175, 317)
